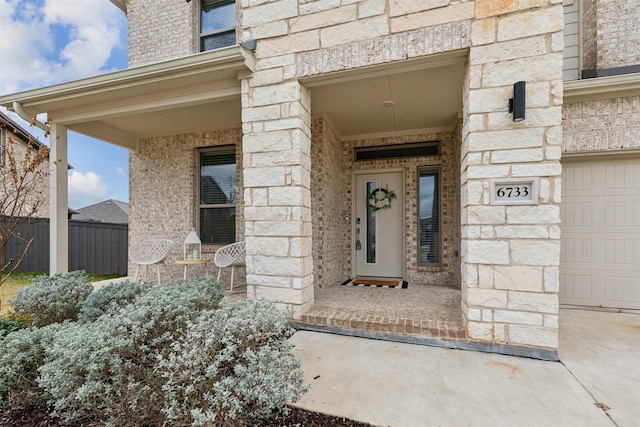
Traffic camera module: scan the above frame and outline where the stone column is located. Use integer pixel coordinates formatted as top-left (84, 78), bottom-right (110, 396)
top-left (241, 72), bottom-right (314, 318)
top-left (460, 2), bottom-right (564, 352)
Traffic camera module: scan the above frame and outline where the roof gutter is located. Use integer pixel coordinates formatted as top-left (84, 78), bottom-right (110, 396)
top-left (12, 101), bottom-right (49, 133)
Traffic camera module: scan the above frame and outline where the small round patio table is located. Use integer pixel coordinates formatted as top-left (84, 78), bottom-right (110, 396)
top-left (174, 258), bottom-right (210, 280)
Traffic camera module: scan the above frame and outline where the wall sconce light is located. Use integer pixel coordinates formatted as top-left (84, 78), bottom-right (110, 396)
top-left (508, 81), bottom-right (526, 122)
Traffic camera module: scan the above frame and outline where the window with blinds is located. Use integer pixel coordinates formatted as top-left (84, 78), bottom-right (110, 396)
top-left (418, 168), bottom-right (441, 265)
top-left (199, 147), bottom-right (236, 245)
top-left (200, 0), bottom-right (236, 52)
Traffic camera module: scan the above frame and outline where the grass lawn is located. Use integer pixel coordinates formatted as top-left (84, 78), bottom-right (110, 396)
top-left (0, 272), bottom-right (126, 316)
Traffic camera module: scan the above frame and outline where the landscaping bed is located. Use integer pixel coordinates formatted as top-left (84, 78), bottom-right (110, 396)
top-left (0, 272), bottom-right (376, 427)
top-left (0, 402), bottom-right (374, 427)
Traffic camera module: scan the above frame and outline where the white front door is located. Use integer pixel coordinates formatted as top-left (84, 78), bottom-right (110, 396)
top-left (354, 171), bottom-right (404, 278)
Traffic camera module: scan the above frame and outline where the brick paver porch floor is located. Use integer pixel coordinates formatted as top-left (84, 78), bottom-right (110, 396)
top-left (297, 283), bottom-right (467, 342)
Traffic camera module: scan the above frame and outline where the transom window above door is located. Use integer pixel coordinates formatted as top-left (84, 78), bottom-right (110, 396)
top-left (200, 0), bottom-right (236, 52)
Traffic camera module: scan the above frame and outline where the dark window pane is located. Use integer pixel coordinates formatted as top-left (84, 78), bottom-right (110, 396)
top-left (200, 207), bottom-right (235, 244)
top-left (419, 170), bottom-right (440, 264)
top-left (366, 181), bottom-right (377, 264)
top-left (201, 31), bottom-right (236, 51)
top-left (200, 150), bottom-right (236, 205)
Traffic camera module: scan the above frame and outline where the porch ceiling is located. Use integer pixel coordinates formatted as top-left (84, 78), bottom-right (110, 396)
top-left (0, 46), bottom-right (254, 150)
top-left (306, 51), bottom-right (467, 140)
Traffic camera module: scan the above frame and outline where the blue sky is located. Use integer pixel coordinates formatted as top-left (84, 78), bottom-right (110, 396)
top-left (0, 0), bottom-right (129, 209)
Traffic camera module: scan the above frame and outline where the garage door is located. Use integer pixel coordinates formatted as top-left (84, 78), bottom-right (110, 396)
top-left (560, 158), bottom-right (640, 309)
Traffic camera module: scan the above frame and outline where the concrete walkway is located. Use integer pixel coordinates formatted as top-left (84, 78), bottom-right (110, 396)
top-left (291, 308), bottom-right (639, 427)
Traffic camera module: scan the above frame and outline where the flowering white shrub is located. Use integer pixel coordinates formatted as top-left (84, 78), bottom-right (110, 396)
top-left (9, 271), bottom-right (93, 326)
top-left (0, 323), bottom-right (62, 404)
top-left (77, 279), bottom-right (152, 323)
top-left (37, 276), bottom-right (225, 425)
top-left (158, 301), bottom-right (308, 426)
top-left (1, 276), bottom-right (307, 426)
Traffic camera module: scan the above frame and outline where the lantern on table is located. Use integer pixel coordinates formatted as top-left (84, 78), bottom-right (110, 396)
top-left (184, 228), bottom-right (201, 260)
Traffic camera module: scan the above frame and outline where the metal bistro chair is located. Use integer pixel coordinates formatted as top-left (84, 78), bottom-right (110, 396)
top-left (129, 239), bottom-right (174, 285)
top-left (214, 241), bottom-right (246, 292)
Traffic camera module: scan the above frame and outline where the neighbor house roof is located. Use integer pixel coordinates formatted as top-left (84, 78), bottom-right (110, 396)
top-left (73, 199), bottom-right (129, 224)
top-left (0, 110), bottom-right (46, 149)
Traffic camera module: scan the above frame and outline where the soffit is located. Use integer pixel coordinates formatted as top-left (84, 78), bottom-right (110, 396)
top-left (0, 46), bottom-right (254, 150)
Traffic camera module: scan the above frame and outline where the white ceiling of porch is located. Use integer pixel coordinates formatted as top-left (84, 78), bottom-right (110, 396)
top-left (307, 51), bottom-right (467, 140)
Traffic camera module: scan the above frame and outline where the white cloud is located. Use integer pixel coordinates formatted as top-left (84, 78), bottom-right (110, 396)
top-left (0, 0), bottom-right (126, 94)
top-left (68, 170), bottom-right (108, 208)
top-left (116, 167), bottom-right (126, 177)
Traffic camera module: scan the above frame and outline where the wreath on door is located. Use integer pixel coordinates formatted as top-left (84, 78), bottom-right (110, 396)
top-left (368, 187), bottom-right (397, 211)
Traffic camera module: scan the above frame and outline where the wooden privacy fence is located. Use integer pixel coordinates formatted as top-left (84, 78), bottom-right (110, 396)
top-left (1, 217), bottom-right (128, 274)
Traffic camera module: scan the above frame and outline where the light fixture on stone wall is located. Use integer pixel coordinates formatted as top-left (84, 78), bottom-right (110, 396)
top-left (184, 228), bottom-right (201, 260)
top-left (509, 81), bottom-right (526, 122)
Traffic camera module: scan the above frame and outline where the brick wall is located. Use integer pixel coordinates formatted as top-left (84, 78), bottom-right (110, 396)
top-left (595, 0), bottom-right (640, 69)
top-left (0, 130), bottom-right (49, 219)
top-left (129, 128), bottom-right (244, 279)
top-left (582, 0), bottom-right (597, 70)
top-left (563, 96), bottom-right (640, 153)
top-left (310, 118), bottom-right (347, 288)
top-left (127, 0), bottom-right (197, 67)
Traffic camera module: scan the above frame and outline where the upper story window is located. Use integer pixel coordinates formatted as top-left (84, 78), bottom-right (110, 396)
top-left (200, 0), bottom-right (236, 52)
top-left (199, 147), bottom-right (236, 245)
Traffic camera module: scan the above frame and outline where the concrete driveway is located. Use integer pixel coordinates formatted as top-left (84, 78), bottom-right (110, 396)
top-left (291, 308), bottom-right (639, 427)
top-left (559, 308), bottom-right (640, 426)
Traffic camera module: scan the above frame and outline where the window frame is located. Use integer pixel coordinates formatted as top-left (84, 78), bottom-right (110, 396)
top-left (197, 145), bottom-right (237, 246)
top-left (199, 0), bottom-right (236, 52)
top-left (417, 166), bottom-right (442, 267)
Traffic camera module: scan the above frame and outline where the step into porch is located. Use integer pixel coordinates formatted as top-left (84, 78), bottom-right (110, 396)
top-left (296, 284), bottom-right (467, 342)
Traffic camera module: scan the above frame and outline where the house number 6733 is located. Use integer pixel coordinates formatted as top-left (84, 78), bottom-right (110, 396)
top-left (496, 186), bottom-right (529, 198)
top-left (490, 179), bottom-right (537, 205)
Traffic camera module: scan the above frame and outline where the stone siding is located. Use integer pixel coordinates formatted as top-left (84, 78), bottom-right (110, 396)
top-left (563, 96), bottom-right (640, 154)
top-left (461, 1), bottom-right (564, 349)
top-left (128, 128), bottom-right (244, 280)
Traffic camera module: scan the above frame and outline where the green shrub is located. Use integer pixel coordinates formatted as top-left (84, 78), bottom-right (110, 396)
top-left (158, 301), bottom-right (308, 426)
top-left (0, 324), bottom-right (61, 403)
top-left (2, 276), bottom-right (307, 426)
top-left (0, 317), bottom-right (30, 339)
top-left (37, 276), bottom-right (226, 426)
top-left (77, 279), bottom-right (152, 323)
top-left (9, 271), bottom-right (93, 327)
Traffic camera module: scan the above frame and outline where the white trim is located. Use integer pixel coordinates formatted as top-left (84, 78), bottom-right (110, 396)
top-left (563, 72), bottom-right (640, 102)
top-left (0, 46), bottom-right (254, 109)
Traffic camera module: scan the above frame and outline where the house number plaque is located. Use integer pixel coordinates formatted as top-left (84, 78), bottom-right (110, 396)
top-left (490, 178), bottom-right (538, 205)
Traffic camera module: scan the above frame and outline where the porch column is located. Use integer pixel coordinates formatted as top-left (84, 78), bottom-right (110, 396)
top-left (241, 74), bottom-right (314, 318)
top-left (49, 122), bottom-right (69, 274)
top-left (460, 2), bottom-right (564, 353)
